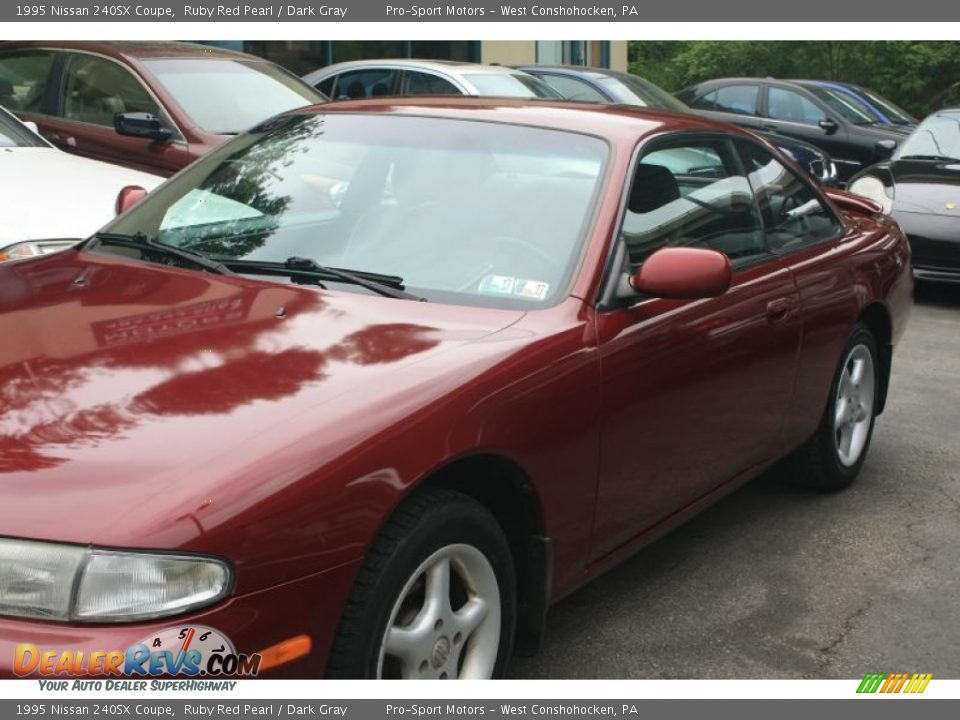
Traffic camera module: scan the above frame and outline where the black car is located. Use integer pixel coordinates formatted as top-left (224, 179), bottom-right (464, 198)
top-left (519, 65), bottom-right (839, 186)
top-left (676, 77), bottom-right (911, 183)
top-left (849, 108), bottom-right (960, 282)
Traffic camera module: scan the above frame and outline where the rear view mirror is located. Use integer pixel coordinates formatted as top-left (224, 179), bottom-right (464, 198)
top-left (819, 118), bottom-right (839, 135)
top-left (875, 139), bottom-right (897, 159)
top-left (115, 112), bottom-right (172, 142)
top-left (623, 247), bottom-right (732, 300)
top-left (115, 185), bottom-right (148, 215)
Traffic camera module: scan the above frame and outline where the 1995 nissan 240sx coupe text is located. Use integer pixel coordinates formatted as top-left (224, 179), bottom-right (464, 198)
top-left (0, 99), bottom-right (912, 679)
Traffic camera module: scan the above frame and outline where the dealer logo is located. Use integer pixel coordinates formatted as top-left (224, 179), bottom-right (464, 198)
top-left (857, 672), bottom-right (933, 694)
top-left (14, 625), bottom-right (261, 678)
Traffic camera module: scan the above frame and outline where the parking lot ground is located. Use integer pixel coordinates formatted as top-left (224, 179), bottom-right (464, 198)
top-left (511, 282), bottom-right (960, 679)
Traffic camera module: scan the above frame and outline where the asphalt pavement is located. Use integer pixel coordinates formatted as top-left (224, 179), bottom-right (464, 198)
top-left (511, 282), bottom-right (960, 679)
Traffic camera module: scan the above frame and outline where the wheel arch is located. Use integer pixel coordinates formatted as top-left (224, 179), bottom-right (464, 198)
top-left (858, 301), bottom-right (893, 414)
top-left (417, 452), bottom-right (552, 657)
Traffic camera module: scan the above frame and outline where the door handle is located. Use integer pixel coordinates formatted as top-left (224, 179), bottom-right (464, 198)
top-left (766, 297), bottom-right (797, 323)
top-left (761, 124), bottom-right (779, 132)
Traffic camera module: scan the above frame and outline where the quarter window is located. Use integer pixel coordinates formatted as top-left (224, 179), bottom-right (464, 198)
top-left (62, 54), bottom-right (158, 128)
top-left (622, 137), bottom-right (767, 267)
top-left (401, 70), bottom-right (460, 95)
top-left (766, 87), bottom-right (826, 125)
top-left (738, 141), bottom-right (840, 252)
top-left (0, 50), bottom-right (56, 114)
top-left (331, 68), bottom-right (400, 99)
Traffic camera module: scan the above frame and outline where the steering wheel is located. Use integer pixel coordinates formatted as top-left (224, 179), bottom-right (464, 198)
top-left (776, 193), bottom-right (811, 232)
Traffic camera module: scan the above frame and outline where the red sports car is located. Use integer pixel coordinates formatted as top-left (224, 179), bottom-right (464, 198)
top-left (0, 99), bottom-right (912, 679)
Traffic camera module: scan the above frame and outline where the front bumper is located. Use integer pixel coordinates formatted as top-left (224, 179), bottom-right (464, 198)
top-left (894, 211), bottom-right (960, 280)
top-left (0, 559), bottom-right (360, 680)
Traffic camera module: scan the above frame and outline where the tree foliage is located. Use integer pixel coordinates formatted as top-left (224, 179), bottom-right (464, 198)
top-left (629, 41), bottom-right (960, 117)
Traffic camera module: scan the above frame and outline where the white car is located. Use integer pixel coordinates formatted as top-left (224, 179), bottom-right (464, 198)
top-left (302, 59), bottom-right (562, 100)
top-left (0, 106), bottom-right (162, 262)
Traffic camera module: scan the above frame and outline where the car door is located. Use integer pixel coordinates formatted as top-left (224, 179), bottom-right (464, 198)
top-left (759, 85), bottom-right (858, 173)
top-left (735, 138), bottom-right (863, 453)
top-left (44, 52), bottom-right (188, 175)
top-left (591, 133), bottom-right (803, 558)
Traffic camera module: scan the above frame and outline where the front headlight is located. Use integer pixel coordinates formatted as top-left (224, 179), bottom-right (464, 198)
top-left (0, 239), bottom-right (78, 263)
top-left (0, 539), bottom-right (232, 623)
top-left (848, 176), bottom-right (894, 214)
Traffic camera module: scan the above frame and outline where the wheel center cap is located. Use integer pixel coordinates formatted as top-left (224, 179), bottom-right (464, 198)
top-left (431, 636), bottom-right (451, 668)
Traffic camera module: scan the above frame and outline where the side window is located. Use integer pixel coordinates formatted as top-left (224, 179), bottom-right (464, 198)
top-left (402, 70), bottom-right (460, 96)
top-left (62, 54), bottom-right (158, 127)
top-left (332, 68), bottom-right (400, 99)
top-left (738, 141), bottom-right (841, 253)
top-left (536, 75), bottom-right (607, 103)
top-left (766, 87), bottom-right (826, 125)
top-left (714, 85), bottom-right (759, 116)
top-left (315, 76), bottom-right (335, 98)
top-left (621, 137), bottom-right (767, 267)
top-left (0, 51), bottom-right (56, 114)
top-left (688, 89), bottom-right (717, 111)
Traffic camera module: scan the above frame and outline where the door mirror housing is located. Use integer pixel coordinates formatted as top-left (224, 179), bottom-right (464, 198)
top-left (818, 118), bottom-right (839, 135)
top-left (875, 139), bottom-right (897, 158)
top-left (115, 185), bottom-right (148, 215)
top-left (622, 247), bottom-right (732, 301)
top-left (114, 112), bottom-right (172, 142)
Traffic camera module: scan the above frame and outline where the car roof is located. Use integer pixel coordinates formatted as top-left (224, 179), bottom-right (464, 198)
top-left (307, 58), bottom-right (532, 77)
top-left (0, 40), bottom-right (258, 62)
top-left (517, 65), bottom-right (616, 80)
top-left (282, 96), bottom-right (762, 145)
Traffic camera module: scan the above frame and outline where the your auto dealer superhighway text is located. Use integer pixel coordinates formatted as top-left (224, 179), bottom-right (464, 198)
top-left (183, 5), bottom-right (347, 17)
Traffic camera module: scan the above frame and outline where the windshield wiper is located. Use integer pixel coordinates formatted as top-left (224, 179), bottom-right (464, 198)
top-left (225, 256), bottom-right (427, 302)
top-left (899, 154), bottom-right (960, 162)
top-left (91, 232), bottom-right (234, 275)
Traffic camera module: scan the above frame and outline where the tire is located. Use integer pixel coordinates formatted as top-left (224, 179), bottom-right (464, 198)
top-left (326, 487), bottom-right (516, 679)
top-left (788, 322), bottom-right (880, 491)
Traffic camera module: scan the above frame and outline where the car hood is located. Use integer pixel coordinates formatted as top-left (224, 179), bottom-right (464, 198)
top-left (0, 148), bottom-right (162, 246)
top-left (0, 251), bottom-right (526, 547)
top-left (889, 159), bottom-right (960, 215)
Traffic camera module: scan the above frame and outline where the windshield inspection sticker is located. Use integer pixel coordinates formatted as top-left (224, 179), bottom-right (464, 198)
top-left (479, 275), bottom-right (550, 301)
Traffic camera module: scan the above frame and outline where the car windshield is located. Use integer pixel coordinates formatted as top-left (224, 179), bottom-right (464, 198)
top-left (597, 74), bottom-right (690, 112)
top-left (462, 72), bottom-right (560, 98)
top-left (858, 87), bottom-right (917, 125)
top-left (0, 108), bottom-right (45, 147)
top-left (100, 113), bottom-right (607, 308)
top-left (802, 85), bottom-right (877, 125)
top-left (896, 111), bottom-right (960, 161)
top-left (142, 58), bottom-right (325, 135)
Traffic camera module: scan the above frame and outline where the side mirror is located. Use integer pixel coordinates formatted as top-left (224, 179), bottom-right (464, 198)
top-left (875, 139), bottom-right (897, 159)
top-left (623, 247), bottom-right (732, 300)
top-left (114, 112), bottom-right (172, 142)
top-left (115, 185), bottom-right (148, 215)
top-left (819, 118), bottom-right (839, 135)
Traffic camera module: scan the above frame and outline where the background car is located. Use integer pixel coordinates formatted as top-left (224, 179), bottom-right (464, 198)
top-left (519, 65), bottom-right (839, 186)
top-left (794, 79), bottom-right (918, 128)
top-left (0, 104), bottom-right (161, 262)
top-left (0, 41), bottom-right (327, 176)
top-left (849, 108), bottom-right (960, 282)
top-left (676, 77), bottom-right (911, 182)
top-left (303, 59), bottom-right (562, 100)
top-left (0, 98), bottom-right (911, 680)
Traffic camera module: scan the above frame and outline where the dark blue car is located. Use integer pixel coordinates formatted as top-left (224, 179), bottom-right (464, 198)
top-left (793, 80), bottom-right (917, 128)
top-left (519, 65), bottom-right (840, 187)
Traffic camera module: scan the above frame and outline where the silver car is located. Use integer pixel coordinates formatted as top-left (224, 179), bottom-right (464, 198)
top-left (302, 59), bottom-right (562, 100)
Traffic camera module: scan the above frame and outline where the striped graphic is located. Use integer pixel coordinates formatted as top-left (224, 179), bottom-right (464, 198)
top-left (857, 672), bottom-right (933, 694)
